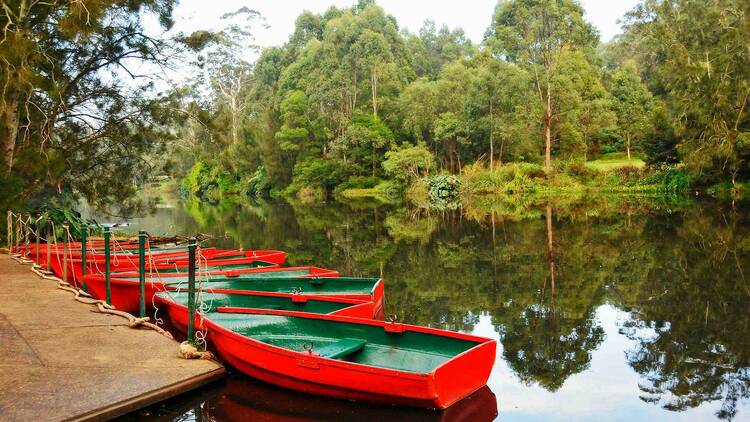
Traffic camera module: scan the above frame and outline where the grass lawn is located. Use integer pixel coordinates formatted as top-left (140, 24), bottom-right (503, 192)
top-left (586, 152), bottom-right (646, 171)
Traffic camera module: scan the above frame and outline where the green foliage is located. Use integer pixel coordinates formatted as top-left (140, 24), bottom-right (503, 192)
top-left (382, 143), bottom-right (436, 181)
top-left (36, 205), bottom-right (101, 241)
top-left (399, 79), bottom-right (440, 141)
top-left (486, 0), bottom-right (600, 170)
top-left (607, 61), bottom-right (654, 157)
top-left (246, 166), bottom-right (272, 197)
top-left (1, 0), bottom-right (179, 209)
top-left (638, 165), bottom-right (691, 194)
top-left (427, 174), bottom-right (462, 206)
top-left (454, 159), bottom-right (690, 202)
top-left (462, 162), bottom-right (545, 195)
top-left (405, 20), bottom-right (474, 79)
top-left (12, 0), bottom-right (741, 211)
top-left (623, 0), bottom-right (750, 183)
top-left (165, 0), bottom-right (746, 204)
top-left (180, 161), bottom-right (243, 202)
top-left (335, 176), bottom-right (381, 192)
top-left (288, 158), bottom-right (353, 194)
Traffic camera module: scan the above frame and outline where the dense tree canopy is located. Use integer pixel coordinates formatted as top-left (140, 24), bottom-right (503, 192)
top-left (171, 0), bottom-right (747, 203)
top-left (3, 0), bottom-right (749, 208)
top-left (1, 0), bottom-right (179, 211)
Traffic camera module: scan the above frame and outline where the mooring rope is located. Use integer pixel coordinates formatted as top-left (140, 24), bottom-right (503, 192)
top-left (18, 237), bottom-right (175, 339)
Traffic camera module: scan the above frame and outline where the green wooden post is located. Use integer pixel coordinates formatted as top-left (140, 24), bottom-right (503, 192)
top-left (80, 223), bottom-right (88, 292)
top-left (138, 230), bottom-right (147, 318)
top-left (34, 215), bottom-right (40, 264)
top-left (104, 227), bottom-right (111, 305)
top-left (45, 218), bottom-right (52, 272)
top-left (62, 221), bottom-right (69, 283)
top-left (186, 237), bottom-right (197, 343)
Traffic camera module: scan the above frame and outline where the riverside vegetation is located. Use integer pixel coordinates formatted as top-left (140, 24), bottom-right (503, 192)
top-left (2, 0), bottom-right (749, 217)
top-left (165, 0), bottom-right (747, 207)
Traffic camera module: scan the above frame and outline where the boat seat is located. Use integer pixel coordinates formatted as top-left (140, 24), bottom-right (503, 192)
top-left (316, 338), bottom-right (366, 359)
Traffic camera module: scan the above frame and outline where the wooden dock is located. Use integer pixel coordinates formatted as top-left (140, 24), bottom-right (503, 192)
top-left (0, 254), bottom-right (225, 421)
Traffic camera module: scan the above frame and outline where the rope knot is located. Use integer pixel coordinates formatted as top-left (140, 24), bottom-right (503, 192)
top-left (178, 341), bottom-right (214, 360)
top-left (128, 317), bottom-right (150, 328)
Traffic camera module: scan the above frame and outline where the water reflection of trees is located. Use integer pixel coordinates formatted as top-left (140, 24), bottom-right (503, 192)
top-left (171, 196), bottom-right (750, 417)
top-left (614, 206), bottom-right (750, 420)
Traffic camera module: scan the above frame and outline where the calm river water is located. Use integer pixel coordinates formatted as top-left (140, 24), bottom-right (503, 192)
top-left (112, 195), bottom-right (750, 422)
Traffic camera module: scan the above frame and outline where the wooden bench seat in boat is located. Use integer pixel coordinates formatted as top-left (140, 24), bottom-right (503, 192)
top-left (316, 338), bottom-right (366, 359)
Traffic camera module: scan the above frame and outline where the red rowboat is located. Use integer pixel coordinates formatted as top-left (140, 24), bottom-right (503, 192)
top-left (167, 277), bottom-right (385, 316)
top-left (198, 311), bottom-right (496, 409)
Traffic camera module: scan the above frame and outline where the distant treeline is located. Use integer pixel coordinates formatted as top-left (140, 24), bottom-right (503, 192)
top-left (1, 0), bottom-right (748, 209)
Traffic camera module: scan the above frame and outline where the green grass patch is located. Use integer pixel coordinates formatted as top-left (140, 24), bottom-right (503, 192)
top-left (586, 153), bottom-right (646, 172)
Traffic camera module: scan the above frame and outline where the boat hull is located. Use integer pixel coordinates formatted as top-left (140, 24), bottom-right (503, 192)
top-left (204, 313), bottom-right (495, 409)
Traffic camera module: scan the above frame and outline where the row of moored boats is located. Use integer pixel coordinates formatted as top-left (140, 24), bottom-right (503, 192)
top-left (16, 240), bottom-right (496, 410)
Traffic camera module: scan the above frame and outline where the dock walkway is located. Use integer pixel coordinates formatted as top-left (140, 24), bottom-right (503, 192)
top-left (0, 254), bottom-right (225, 421)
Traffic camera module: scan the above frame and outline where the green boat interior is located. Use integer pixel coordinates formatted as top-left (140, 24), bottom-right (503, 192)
top-left (209, 313), bottom-right (479, 373)
top-left (167, 277), bottom-right (379, 295)
top-left (158, 291), bottom-right (353, 314)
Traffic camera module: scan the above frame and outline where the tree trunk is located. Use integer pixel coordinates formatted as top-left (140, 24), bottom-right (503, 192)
top-left (626, 132), bottom-right (632, 160)
top-left (231, 96), bottom-right (239, 145)
top-left (489, 100), bottom-right (494, 170)
top-left (498, 137), bottom-right (506, 167)
top-left (544, 80), bottom-right (552, 173)
top-left (2, 91), bottom-right (20, 172)
top-left (371, 67), bottom-right (378, 117)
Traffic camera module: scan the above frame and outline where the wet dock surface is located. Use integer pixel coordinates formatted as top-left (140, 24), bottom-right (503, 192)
top-left (0, 255), bottom-right (225, 421)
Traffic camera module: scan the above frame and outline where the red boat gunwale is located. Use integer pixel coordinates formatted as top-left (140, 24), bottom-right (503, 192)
top-left (167, 250), bottom-right (287, 266)
top-left (202, 310), bottom-right (495, 409)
